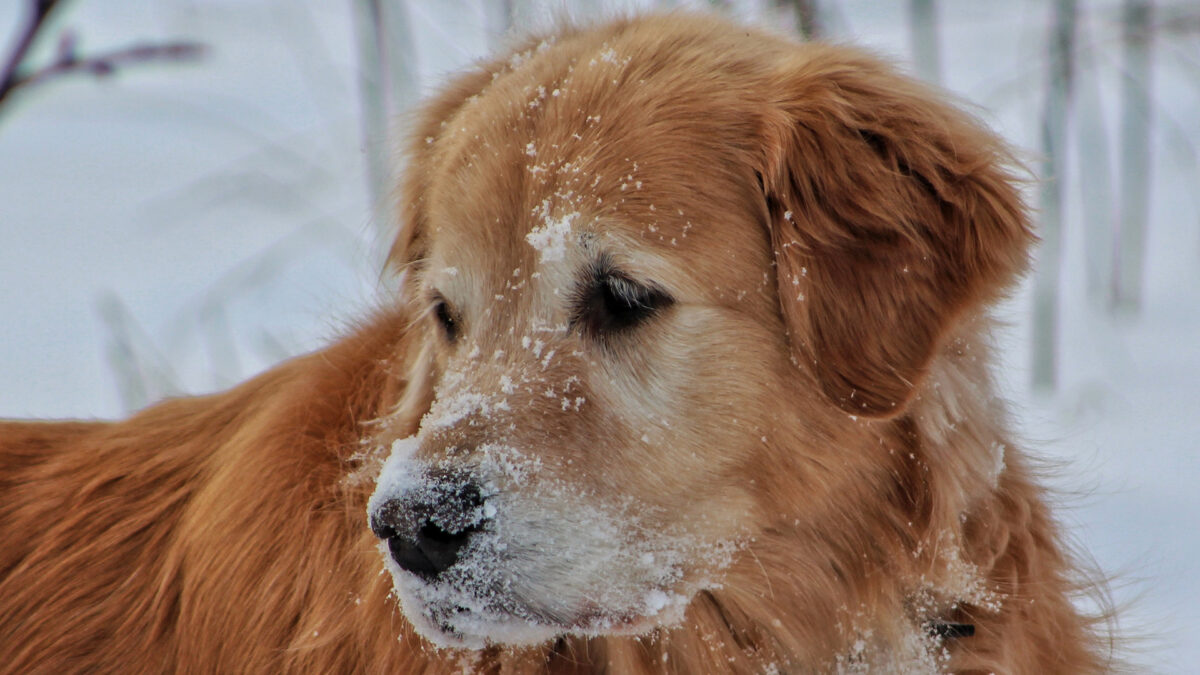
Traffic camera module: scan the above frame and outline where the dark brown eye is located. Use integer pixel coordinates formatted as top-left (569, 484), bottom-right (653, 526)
top-left (571, 260), bottom-right (673, 339)
top-left (433, 299), bottom-right (458, 343)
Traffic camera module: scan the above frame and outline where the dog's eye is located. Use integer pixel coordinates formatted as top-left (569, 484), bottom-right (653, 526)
top-left (601, 276), bottom-right (662, 329)
top-left (433, 298), bottom-right (459, 343)
top-left (572, 266), bottom-right (673, 338)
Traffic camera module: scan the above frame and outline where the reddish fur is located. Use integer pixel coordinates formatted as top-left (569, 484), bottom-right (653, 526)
top-left (2, 13), bottom-right (1113, 673)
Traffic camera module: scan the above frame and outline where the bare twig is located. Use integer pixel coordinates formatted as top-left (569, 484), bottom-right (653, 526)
top-left (0, 0), bottom-right (64, 102)
top-left (0, 0), bottom-right (206, 112)
top-left (28, 39), bottom-right (204, 87)
top-left (2, 39), bottom-right (206, 107)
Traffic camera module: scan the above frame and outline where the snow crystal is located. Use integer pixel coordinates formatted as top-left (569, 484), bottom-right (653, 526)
top-left (498, 375), bottom-right (515, 394)
top-left (833, 625), bottom-right (947, 675)
top-left (643, 589), bottom-right (673, 613)
top-left (525, 211), bottom-right (578, 263)
top-left (989, 442), bottom-right (1007, 485)
top-left (589, 46), bottom-right (629, 68)
top-left (421, 389), bottom-right (508, 431)
top-left (507, 49), bottom-right (530, 69)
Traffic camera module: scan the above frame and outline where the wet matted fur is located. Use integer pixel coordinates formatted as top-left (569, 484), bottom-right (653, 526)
top-left (0, 13), bottom-right (1113, 674)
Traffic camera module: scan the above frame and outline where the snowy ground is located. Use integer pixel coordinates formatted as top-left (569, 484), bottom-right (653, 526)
top-left (1, 0), bottom-right (1196, 670)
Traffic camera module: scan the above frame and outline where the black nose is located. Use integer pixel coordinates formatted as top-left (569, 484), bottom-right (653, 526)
top-left (370, 480), bottom-right (486, 581)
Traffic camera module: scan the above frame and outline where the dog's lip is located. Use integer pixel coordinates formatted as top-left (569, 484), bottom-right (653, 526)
top-left (435, 606), bottom-right (472, 640)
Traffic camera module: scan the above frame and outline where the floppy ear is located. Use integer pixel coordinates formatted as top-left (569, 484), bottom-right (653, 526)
top-left (759, 46), bottom-right (1034, 417)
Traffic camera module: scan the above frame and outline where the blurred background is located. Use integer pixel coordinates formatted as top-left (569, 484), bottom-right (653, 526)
top-left (1, 0), bottom-right (1196, 669)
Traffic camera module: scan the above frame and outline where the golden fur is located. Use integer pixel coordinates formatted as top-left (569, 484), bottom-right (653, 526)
top-left (1, 13), bottom-right (1112, 673)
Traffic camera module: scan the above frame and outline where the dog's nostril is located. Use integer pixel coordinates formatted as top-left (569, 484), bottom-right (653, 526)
top-left (420, 521), bottom-right (469, 544)
top-left (389, 519), bottom-right (482, 581)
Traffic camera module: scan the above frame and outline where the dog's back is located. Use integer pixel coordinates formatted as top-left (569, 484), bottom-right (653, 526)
top-left (0, 310), bottom-right (438, 673)
top-left (2, 409), bottom-right (205, 671)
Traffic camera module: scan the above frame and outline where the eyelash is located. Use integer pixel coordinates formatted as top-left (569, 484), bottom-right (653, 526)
top-left (571, 265), bottom-right (673, 339)
top-left (430, 265), bottom-right (671, 345)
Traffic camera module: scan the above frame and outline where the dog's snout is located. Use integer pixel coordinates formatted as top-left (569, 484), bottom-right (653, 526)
top-left (370, 480), bottom-right (487, 581)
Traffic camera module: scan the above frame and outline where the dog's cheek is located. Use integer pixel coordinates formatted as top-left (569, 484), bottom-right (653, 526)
top-left (578, 309), bottom-right (785, 520)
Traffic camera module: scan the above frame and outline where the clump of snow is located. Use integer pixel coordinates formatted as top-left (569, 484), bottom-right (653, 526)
top-left (934, 540), bottom-right (1002, 613)
top-left (366, 436), bottom-right (422, 518)
top-left (498, 375), bottom-right (515, 394)
top-left (829, 530), bottom-right (1000, 672)
top-left (420, 389), bottom-right (510, 431)
top-left (589, 45), bottom-right (630, 68)
top-left (525, 211), bottom-right (578, 263)
top-left (833, 625), bottom-right (948, 675)
top-left (507, 48), bottom-right (531, 70)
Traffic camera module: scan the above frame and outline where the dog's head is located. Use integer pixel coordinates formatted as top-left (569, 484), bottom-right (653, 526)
top-left (367, 14), bottom-right (1031, 650)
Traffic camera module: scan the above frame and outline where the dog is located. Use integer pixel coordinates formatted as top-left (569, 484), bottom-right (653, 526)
top-left (0, 13), bottom-right (1112, 674)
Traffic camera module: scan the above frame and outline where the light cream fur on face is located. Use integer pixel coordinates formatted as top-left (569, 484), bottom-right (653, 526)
top-left (359, 36), bottom-right (820, 643)
top-left (369, 187), bottom-right (785, 647)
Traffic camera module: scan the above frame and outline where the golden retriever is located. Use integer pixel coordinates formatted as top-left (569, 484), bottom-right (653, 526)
top-left (0, 13), bottom-right (1112, 674)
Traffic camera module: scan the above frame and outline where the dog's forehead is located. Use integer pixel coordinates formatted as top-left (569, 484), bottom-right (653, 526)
top-left (421, 38), bottom-right (772, 311)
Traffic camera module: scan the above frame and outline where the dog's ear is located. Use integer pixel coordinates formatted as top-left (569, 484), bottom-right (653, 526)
top-left (758, 47), bottom-right (1034, 417)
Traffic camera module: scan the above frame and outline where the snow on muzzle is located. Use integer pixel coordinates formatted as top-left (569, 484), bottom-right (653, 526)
top-left (367, 437), bottom-right (724, 650)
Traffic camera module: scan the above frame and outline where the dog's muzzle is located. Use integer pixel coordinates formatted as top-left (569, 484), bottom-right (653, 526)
top-left (369, 474), bottom-right (489, 581)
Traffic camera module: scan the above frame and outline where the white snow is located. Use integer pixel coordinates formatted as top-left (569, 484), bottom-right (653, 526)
top-left (1, 0), bottom-right (1197, 669)
top-left (366, 436), bottom-right (422, 519)
top-left (421, 385), bottom-right (510, 432)
top-left (369, 436), bottom-right (723, 650)
top-left (524, 211), bottom-right (578, 264)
